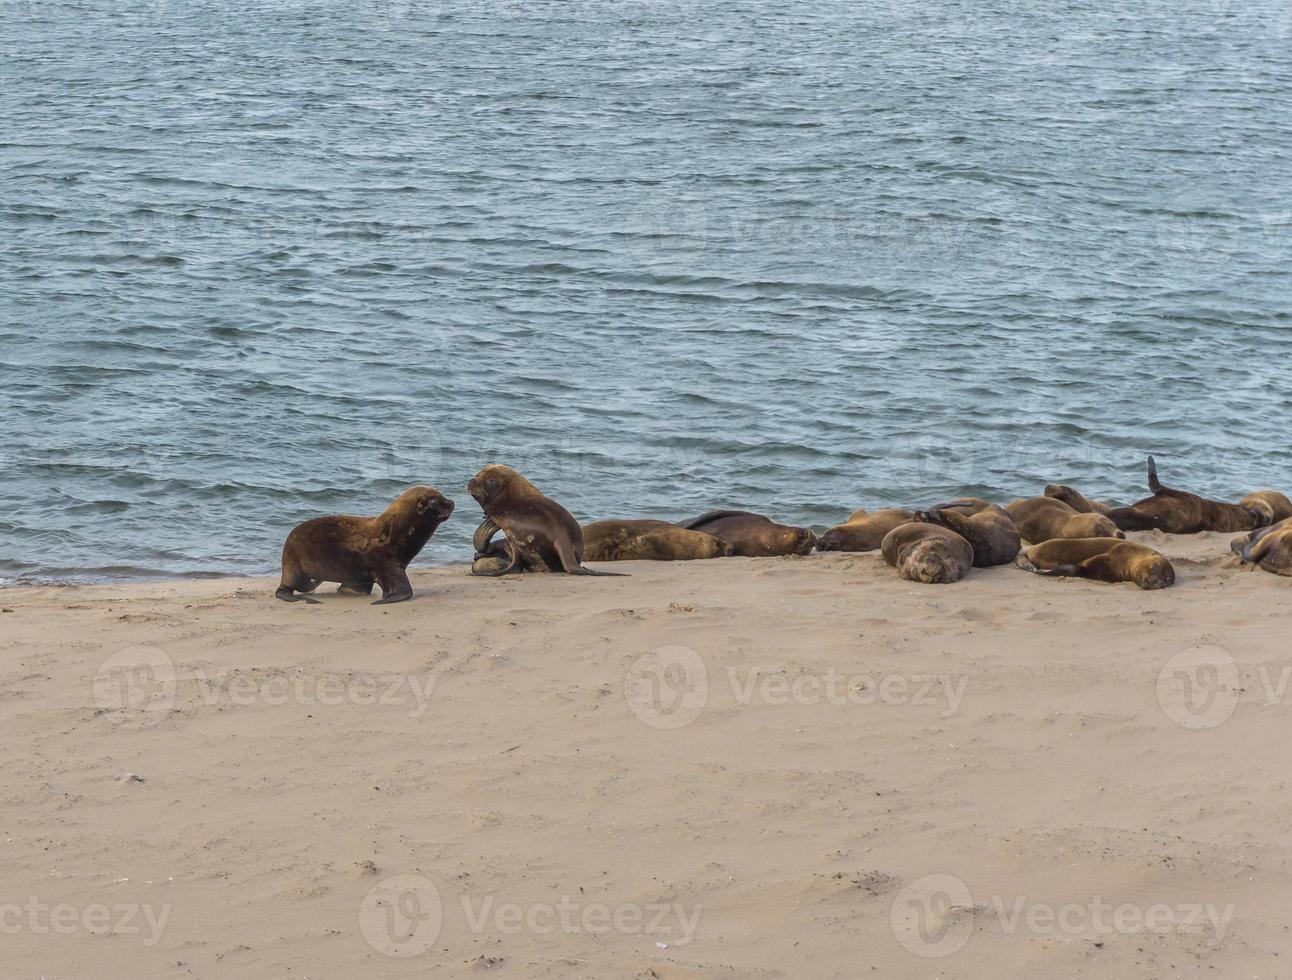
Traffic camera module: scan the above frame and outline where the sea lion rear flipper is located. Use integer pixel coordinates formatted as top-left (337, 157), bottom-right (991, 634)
top-left (567, 566), bottom-right (630, 577)
top-left (472, 541), bottom-right (522, 577)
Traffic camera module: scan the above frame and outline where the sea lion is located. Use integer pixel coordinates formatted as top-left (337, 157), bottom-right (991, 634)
top-left (1231, 518), bottom-right (1292, 576)
top-left (677, 510), bottom-right (816, 557)
top-left (1017, 538), bottom-right (1175, 590)
top-left (582, 520), bottom-right (734, 561)
top-left (466, 464), bottom-right (624, 576)
top-left (816, 508), bottom-right (914, 552)
top-left (912, 499), bottom-right (1020, 567)
top-left (1105, 456), bottom-right (1268, 533)
top-left (1044, 484), bottom-right (1113, 515)
top-left (1004, 497), bottom-right (1124, 544)
top-left (276, 485), bottom-right (454, 604)
top-left (1239, 490), bottom-right (1292, 526)
top-left (880, 523), bottom-right (974, 584)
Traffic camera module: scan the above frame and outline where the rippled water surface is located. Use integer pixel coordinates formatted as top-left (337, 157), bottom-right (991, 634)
top-left (3, 0), bottom-right (1291, 581)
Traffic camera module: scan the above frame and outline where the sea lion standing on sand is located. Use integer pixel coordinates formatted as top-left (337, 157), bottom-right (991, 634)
top-left (1017, 538), bottom-right (1176, 590)
top-left (912, 499), bottom-right (1020, 567)
top-left (1005, 497), bottom-right (1124, 544)
top-left (582, 520), bottom-right (734, 562)
top-left (1044, 484), bottom-right (1113, 515)
top-left (880, 523), bottom-right (974, 584)
top-left (677, 510), bottom-right (816, 557)
top-left (1105, 457), bottom-right (1269, 534)
top-left (816, 508), bottom-right (913, 553)
top-left (1240, 490), bottom-right (1292, 526)
top-left (276, 485), bottom-right (455, 604)
top-left (1231, 518), bottom-right (1292, 576)
top-left (467, 464), bottom-right (624, 577)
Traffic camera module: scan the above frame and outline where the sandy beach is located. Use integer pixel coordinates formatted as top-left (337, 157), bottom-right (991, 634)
top-left (2, 530), bottom-right (1290, 978)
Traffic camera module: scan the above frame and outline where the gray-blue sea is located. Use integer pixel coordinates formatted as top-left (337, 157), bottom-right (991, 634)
top-left (3, 0), bottom-right (1291, 583)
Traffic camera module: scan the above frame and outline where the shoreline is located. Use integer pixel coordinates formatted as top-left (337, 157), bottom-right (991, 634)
top-left (3, 530), bottom-right (1290, 977)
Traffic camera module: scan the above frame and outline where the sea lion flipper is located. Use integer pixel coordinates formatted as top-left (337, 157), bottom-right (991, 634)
top-left (372, 564), bottom-right (414, 605)
top-left (677, 509), bottom-right (756, 531)
top-left (567, 566), bottom-right (630, 577)
top-left (275, 587), bottom-right (321, 604)
top-left (1147, 455), bottom-right (1161, 493)
top-left (473, 517), bottom-right (501, 556)
top-left (472, 542), bottom-right (522, 577)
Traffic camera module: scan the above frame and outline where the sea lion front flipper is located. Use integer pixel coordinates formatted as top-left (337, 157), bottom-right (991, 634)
top-left (276, 586), bottom-right (321, 604)
top-left (372, 564), bottom-right (414, 605)
top-left (1147, 455), bottom-right (1162, 493)
top-left (473, 517), bottom-right (501, 556)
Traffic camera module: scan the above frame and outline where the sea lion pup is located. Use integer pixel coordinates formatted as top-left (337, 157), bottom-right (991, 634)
top-left (677, 510), bottom-right (816, 557)
top-left (911, 499), bottom-right (1020, 567)
top-left (880, 523), bottom-right (974, 584)
top-left (1004, 497), bottom-right (1124, 544)
top-left (1044, 484), bottom-right (1113, 515)
top-left (582, 520), bottom-right (734, 562)
top-left (276, 485), bottom-right (454, 604)
top-left (466, 464), bottom-right (625, 577)
top-left (1104, 456), bottom-right (1269, 534)
top-left (1017, 538), bottom-right (1176, 590)
top-left (1231, 518), bottom-right (1292, 576)
top-left (1240, 490), bottom-right (1292, 526)
top-left (816, 508), bottom-right (913, 552)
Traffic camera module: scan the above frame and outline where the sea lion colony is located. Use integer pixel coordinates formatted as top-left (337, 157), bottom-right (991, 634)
top-left (277, 456), bottom-right (1291, 602)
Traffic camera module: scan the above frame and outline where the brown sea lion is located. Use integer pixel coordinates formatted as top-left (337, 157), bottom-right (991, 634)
top-left (816, 508), bottom-right (914, 552)
top-left (1240, 490), bottom-right (1292, 526)
top-left (276, 485), bottom-right (454, 604)
top-left (677, 510), bottom-right (816, 557)
top-left (1231, 518), bottom-right (1292, 576)
top-left (466, 465), bottom-right (624, 577)
top-left (912, 499), bottom-right (1020, 567)
top-left (1044, 484), bottom-right (1113, 515)
top-left (880, 523), bottom-right (974, 584)
top-left (1017, 538), bottom-right (1175, 590)
top-left (1004, 497), bottom-right (1124, 544)
top-left (1105, 457), bottom-right (1268, 533)
top-left (582, 520), bottom-right (734, 561)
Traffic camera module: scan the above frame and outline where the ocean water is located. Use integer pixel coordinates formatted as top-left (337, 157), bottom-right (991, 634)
top-left (3, 0), bottom-right (1291, 582)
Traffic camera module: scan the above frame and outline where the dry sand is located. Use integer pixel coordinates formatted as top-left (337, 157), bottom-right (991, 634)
top-left (1, 530), bottom-right (1290, 978)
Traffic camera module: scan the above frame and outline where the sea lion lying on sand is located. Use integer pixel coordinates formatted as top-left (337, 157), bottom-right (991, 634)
top-left (467, 464), bottom-right (625, 577)
top-left (582, 520), bottom-right (734, 561)
top-left (1231, 518), bottom-right (1292, 576)
top-left (1005, 497), bottom-right (1124, 544)
top-left (1016, 538), bottom-right (1175, 590)
top-left (880, 523), bottom-right (974, 584)
top-left (1105, 457), bottom-right (1269, 534)
top-left (1044, 484), bottom-right (1113, 515)
top-left (276, 485), bottom-right (454, 604)
top-left (678, 510), bottom-right (816, 557)
top-left (913, 498), bottom-right (1020, 567)
top-left (1240, 491), bottom-right (1292, 526)
top-left (816, 508), bottom-right (913, 553)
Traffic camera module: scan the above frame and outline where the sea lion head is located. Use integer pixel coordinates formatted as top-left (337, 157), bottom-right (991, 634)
top-left (467, 464), bottom-right (531, 507)
top-left (1044, 485), bottom-right (1085, 509)
top-left (902, 541), bottom-right (962, 584)
top-left (1133, 552), bottom-right (1176, 590)
top-left (391, 485), bottom-right (455, 525)
top-left (784, 525), bottom-right (817, 555)
top-left (1240, 499), bottom-right (1275, 528)
top-left (1070, 513), bottom-right (1124, 539)
top-left (815, 527), bottom-right (845, 552)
